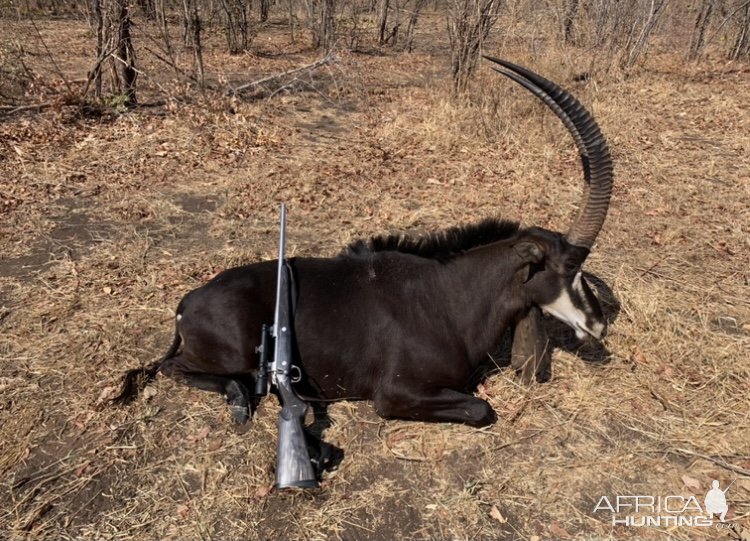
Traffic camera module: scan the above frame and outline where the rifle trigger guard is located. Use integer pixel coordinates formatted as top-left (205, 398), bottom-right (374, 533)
top-left (290, 365), bottom-right (302, 384)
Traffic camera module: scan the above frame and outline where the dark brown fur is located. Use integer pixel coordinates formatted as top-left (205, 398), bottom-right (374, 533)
top-left (114, 223), bottom-right (593, 427)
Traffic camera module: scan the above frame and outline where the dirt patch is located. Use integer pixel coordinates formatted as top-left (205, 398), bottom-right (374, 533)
top-left (0, 204), bottom-right (114, 280)
top-left (3, 413), bottom-right (126, 537)
top-left (174, 193), bottom-right (221, 215)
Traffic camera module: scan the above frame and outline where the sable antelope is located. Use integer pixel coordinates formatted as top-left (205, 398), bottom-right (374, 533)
top-left (114, 58), bottom-right (613, 428)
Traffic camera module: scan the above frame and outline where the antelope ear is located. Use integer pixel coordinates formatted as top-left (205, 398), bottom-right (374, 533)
top-left (513, 241), bottom-right (545, 264)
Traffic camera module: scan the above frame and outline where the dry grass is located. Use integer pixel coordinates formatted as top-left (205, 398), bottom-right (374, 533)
top-left (1, 11), bottom-right (749, 541)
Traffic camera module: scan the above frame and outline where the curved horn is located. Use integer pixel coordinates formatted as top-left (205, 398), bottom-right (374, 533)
top-left (483, 56), bottom-right (613, 250)
top-left (487, 66), bottom-right (593, 231)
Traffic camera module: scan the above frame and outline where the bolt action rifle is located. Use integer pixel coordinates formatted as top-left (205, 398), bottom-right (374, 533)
top-left (255, 204), bottom-right (318, 489)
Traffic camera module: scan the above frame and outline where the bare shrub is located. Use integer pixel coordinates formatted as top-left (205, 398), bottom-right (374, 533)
top-left (260, 0), bottom-right (271, 21)
top-left (0, 46), bottom-right (34, 105)
top-left (447, 0), bottom-right (504, 93)
top-left (304, 0), bottom-right (337, 50)
top-left (86, 0), bottom-right (138, 104)
top-left (687, 0), bottom-right (715, 60)
top-left (137, 0), bottom-right (157, 19)
top-left (560, 0), bottom-right (673, 73)
top-left (183, 0), bottom-right (205, 87)
top-left (404, 0), bottom-right (428, 51)
top-left (375, 0), bottom-right (428, 49)
top-left (620, 0), bottom-right (671, 70)
top-left (728, 0), bottom-right (750, 59)
top-left (221, 0), bottom-right (250, 54)
top-left (339, 0), bottom-right (368, 49)
top-left (376, 0), bottom-right (390, 44)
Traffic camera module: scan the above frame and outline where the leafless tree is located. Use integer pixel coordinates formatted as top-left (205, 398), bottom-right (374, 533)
top-left (92, 0), bottom-right (105, 97)
top-left (260, 0), bottom-right (271, 21)
top-left (87, 0), bottom-right (137, 104)
top-left (376, 0), bottom-right (390, 43)
top-left (287, 0), bottom-right (297, 42)
top-left (729, 0), bottom-right (750, 59)
top-left (339, 0), bottom-right (367, 48)
top-left (571, 0), bottom-right (672, 71)
top-left (375, 0), bottom-right (426, 49)
top-left (688, 0), bottom-right (715, 59)
top-left (154, 0), bottom-right (174, 58)
top-left (404, 0), bottom-right (427, 51)
top-left (182, 0), bottom-right (205, 87)
top-left (620, 0), bottom-right (671, 70)
top-left (137, 0), bottom-right (156, 19)
top-left (221, 0), bottom-right (250, 53)
top-left (447, 0), bottom-right (504, 93)
top-left (304, 0), bottom-right (336, 49)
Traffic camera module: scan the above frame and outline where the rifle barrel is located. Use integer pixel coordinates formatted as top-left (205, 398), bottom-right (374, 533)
top-left (272, 203), bottom-right (287, 339)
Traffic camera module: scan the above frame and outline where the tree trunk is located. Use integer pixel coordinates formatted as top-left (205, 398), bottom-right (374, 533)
top-left (114, 0), bottom-right (137, 104)
top-left (729, 2), bottom-right (750, 60)
top-left (155, 0), bottom-right (173, 58)
top-left (320, 0), bottom-right (335, 50)
top-left (288, 0), bottom-right (296, 42)
top-left (305, 0), bottom-right (321, 47)
top-left (305, 0), bottom-right (335, 49)
top-left (93, 0), bottom-right (104, 97)
top-left (621, 0), bottom-right (670, 70)
top-left (404, 0), bottom-right (426, 51)
top-left (688, 0), bottom-right (714, 60)
top-left (376, 0), bottom-right (389, 44)
top-left (222, 0), bottom-right (250, 53)
top-left (183, 0), bottom-right (205, 87)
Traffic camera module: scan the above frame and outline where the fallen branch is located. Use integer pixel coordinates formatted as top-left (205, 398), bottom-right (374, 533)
top-left (0, 103), bottom-right (53, 112)
top-left (0, 103), bottom-right (55, 118)
top-left (670, 447), bottom-right (750, 477)
top-left (230, 53), bottom-right (336, 95)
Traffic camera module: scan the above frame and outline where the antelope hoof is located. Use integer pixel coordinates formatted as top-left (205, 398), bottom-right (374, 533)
top-left (229, 404), bottom-right (250, 425)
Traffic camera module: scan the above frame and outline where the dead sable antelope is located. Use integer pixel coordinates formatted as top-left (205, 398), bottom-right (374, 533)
top-left (114, 58), bottom-right (613, 428)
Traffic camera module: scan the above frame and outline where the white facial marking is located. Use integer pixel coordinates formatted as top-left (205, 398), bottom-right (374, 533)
top-left (590, 320), bottom-right (605, 339)
top-left (572, 271), bottom-right (585, 298)
top-left (541, 272), bottom-right (603, 340)
top-left (541, 289), bottom-right (588, 340)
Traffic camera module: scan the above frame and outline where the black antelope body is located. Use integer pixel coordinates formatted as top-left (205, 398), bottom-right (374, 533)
top-left (115, 58), bottom-right (613, 427)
